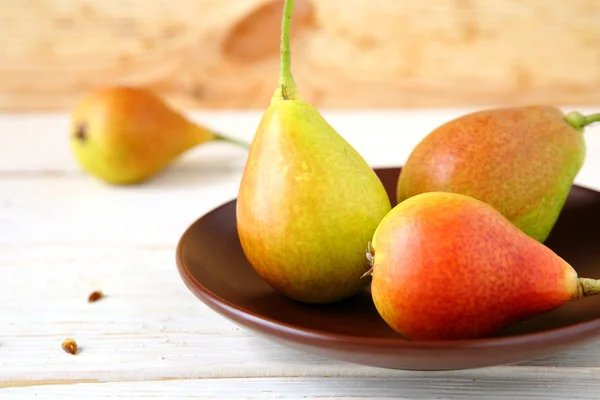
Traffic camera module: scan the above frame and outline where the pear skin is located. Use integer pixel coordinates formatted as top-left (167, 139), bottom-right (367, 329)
top-left (236, 0), bottom-right (391, 304)
top-left (368, 191), bottom-right (600, 341)
top-left (69, 86), bottom-right (247, 185)
top-left (396, 105), bottom-right (600, 243)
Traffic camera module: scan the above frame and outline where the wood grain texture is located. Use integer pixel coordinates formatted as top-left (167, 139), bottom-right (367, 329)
top-left (1, 0), bottom-right (600, 111)
top-left (4, 372), bottom-right (600, 399)
top-left (1, 111), bottom-right (600, 397)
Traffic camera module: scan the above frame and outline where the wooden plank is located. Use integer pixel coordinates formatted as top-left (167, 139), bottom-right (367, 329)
top-left (2, 111), bottom-right (600, 397)
top-left (1, 0), bottom-right (600, 110)
top-left (2, 109), bottom-right (600, 175)
top-left (2, 176), bottom-right (600, 388)
top-left (3, 371), bottom-right (600, 399)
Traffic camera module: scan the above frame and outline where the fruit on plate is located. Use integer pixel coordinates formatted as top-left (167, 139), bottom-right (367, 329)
top-left (236, 0), bottom-right (391, 304)
top-left (70, 86), bottom-right (248, 184)
top-left (367, 191), bottom-right (600, 340)
top-left (396, 106), bottom-right (600, 243)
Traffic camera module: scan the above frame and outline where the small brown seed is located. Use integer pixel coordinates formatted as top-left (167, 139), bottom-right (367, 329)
top-left (88, 291), bottom-right (103, 303)
top-left (62, 338), bottom-right (77, 355)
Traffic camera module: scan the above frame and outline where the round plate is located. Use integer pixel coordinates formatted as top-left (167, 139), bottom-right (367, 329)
top-left (176, 167), bottom-right (600, 371)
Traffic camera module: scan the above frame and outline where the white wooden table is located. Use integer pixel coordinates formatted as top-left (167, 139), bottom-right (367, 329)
top-left (2, 109), bottom-right (600, 399)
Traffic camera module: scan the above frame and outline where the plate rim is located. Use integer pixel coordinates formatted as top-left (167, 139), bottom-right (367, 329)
top-left (175, 167), bottom-right (600, 352)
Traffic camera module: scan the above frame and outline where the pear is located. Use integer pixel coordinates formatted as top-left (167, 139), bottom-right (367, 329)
top-left (396, 106), bottom-right (600, 243)
top-left (366, 191), bottom-right (600, 341)
top-left (69, 86), bottom-right (249, 185)
top-left (236, 0), bottom-right (391, 304)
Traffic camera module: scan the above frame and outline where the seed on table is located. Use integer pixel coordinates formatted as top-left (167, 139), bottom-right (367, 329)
top-left (62, 338), bottom-right (77, 355)
top-left (88, 291), bottom-right (103, 303)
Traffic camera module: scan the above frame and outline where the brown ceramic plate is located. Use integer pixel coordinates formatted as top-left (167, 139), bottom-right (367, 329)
top-left (176, 167), bottom-right (600, 371)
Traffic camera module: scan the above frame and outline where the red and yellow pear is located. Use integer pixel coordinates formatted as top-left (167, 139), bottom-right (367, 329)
top-left (396, 106), bottom-right (600, 243)
top-left (368, 191), bottom-right (600, 341)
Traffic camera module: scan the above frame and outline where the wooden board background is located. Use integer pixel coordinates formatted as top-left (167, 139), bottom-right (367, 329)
top-left (1, 0), bottom-right (600, 111)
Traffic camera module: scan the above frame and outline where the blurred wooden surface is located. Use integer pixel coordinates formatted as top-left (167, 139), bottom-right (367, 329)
top-left (1, 0), bottom-right (600, 111)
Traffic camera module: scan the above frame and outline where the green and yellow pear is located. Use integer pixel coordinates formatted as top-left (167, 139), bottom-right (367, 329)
top-left (236, 0), bottom-right (391, 304)
top-left (70, 86), bottom-right (248, 185)
top-left (397, 105), bottom-right (600, 242)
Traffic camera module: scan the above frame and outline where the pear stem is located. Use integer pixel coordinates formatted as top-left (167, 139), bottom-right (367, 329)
top-left (213, 133), bottom-right (251, 149)
top-left (575, 278), bottom-right (600, 299)
top-left (564, 112), bottom-right (600, 131)
top-left (361, 241), bottom-right (374, 279)
top-left (278, 0), bottom-right (299, 100)
top-left (190, 124), bottom-right (251, 149)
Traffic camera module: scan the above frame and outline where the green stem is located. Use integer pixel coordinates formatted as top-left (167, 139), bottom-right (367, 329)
top-left (564, 111), bottom-right (600, 131)
top-left (584, 113), bottom-right (600, 126)
top-left (214, 133), bottom-right (251, 149)
top-left (278, 0), bottom-right (298, 100)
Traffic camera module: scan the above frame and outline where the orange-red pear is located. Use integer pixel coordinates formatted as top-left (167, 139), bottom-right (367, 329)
top-left (368, 191), bottom-right (600, 341)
